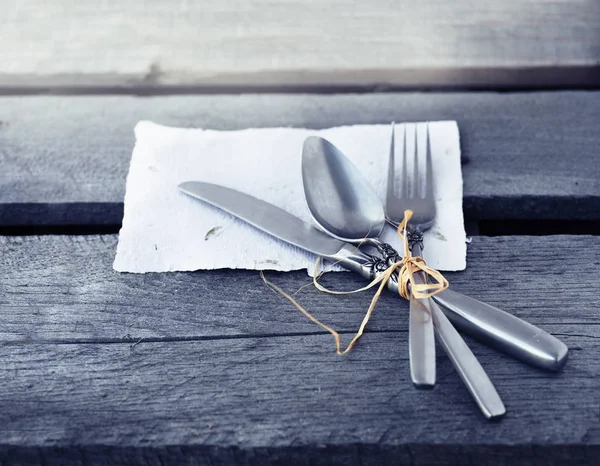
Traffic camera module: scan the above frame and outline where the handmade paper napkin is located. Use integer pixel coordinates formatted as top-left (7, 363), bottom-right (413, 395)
top-left (114, 121), bottom-right (466, 274)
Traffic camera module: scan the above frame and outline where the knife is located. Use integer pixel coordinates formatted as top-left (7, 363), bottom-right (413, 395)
top-left (178, 181), bottom-right (567, 372)
top-left (179, 180), bottom-right (506, 418)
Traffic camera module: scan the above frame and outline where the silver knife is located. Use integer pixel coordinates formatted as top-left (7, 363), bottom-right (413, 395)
top-left (179, 181), bottom-right (568, 372)
top-left (179, 181), bottom-right (507, 418)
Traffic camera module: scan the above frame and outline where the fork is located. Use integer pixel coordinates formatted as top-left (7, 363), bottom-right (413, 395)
top-left (386, 123), bottom-right (437, 388)
top-left (386, 123), bottom-right (505, 417)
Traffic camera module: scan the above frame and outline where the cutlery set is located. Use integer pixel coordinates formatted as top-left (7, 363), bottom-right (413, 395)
top-left (178, 122), bottom-right (568, 419)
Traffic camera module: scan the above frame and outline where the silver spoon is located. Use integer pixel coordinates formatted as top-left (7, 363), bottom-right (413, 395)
top-left (301, 135), bottom-right (506, 418)
top-left (301, 135), bottom-right (568, 374)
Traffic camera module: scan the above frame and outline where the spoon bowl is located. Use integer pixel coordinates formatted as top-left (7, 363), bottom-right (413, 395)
top-left (301, 136), bottom-right (386, 245)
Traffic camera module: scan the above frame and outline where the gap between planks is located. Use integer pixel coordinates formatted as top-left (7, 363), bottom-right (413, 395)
top-left (0, 329), bottom-right (406, 346)
top-left (0, 325), bottom-right (594, 347)
top-left (5, 220), bottom-right (600, 237)
top-left (1, 66), bottom-right (600, 95)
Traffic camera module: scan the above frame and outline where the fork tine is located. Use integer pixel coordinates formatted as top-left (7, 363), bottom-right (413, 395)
top-left (425, 124), bottom-right (434, 200)
top-left (413, 124), bottom-right (420, 199)
top-left (387, 122), bottom-right (396, 201)
top-left (401, 124), bottom-right (408, 198)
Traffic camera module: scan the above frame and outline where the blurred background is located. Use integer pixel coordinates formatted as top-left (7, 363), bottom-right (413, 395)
top-left (2, 0), bottom-right (599, 93)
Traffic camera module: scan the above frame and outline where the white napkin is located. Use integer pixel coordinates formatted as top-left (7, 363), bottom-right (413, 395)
top-left (114, 121), bottom-right (466, 274)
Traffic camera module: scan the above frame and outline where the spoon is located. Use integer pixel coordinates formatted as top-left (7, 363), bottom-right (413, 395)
top-left (302, 135), bottom-right (435, 388)
top-left (302, 135), bottom-right (506, 418)
top-left (300, 134), bottom-right (568, 372)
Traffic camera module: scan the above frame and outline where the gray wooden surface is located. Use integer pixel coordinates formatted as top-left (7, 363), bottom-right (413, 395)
top-left (2, 0), bottom-right (599, 91)
top-left (1, 92), bottom-right (600, 228)
top-left (4, 235), bottom-right (599, 341)
top-left (1, 235), bottom-right (599, 464)
top-left (3, 1), bottom-right (599, 463)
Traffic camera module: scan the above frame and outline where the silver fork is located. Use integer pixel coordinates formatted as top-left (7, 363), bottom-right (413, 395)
top-left (387, 123), bottom-right (505, 418)
top-left (386, 123), bottom-right (436, 388)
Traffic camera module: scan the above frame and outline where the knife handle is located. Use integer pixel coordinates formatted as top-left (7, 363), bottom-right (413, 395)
top-left (431, 290), bottom-right (568, 371)
top-left (330, 244), bottom-right (568, 372)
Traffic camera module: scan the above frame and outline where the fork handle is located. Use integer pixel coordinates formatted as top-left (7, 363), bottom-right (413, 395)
top-left (409, 264), bottom-right (436, 387)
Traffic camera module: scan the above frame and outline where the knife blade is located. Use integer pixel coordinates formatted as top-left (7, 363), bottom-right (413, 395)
top-left (179, 181), bottom-right (344, 257)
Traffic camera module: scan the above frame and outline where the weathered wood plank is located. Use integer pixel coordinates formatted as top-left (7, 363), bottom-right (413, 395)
top-left (0, 332), bottom-right (597, 465)
top-left (1, 92), bottom-right (599, 227)
top-left (1, 234), bottom-right (598, 345)
top-left (1, 0), bottom-right (599, 91)
top-left (1, 234), bottom-right (599, 462)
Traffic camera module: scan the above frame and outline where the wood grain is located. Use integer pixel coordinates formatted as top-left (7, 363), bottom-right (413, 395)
top-left (2, 235), bottom-right (600, 342)
top-left (1, 233), bottom-right (599, 462)
top-left (1, 0), bottom-right (599, 91)
top-left (1, 92), bottom-right (599, 227)
top-left (0, 332), bottom-right (598, 465)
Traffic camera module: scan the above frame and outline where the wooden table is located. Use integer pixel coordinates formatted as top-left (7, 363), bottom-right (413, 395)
top-left (1, 2), bottom-right (599, 465)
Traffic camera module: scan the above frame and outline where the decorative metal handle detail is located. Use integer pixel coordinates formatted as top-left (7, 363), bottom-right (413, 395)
top-left (376, 242), bottom-right (402, 264)
top-left (369, 228), bottom-right (424, 268)
top-left (407, 228), bottom-right (424, 251)
top-left (364, 254), bottom-right (390, 274)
